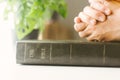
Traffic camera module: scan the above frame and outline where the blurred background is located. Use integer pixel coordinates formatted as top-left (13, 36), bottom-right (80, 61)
top-left (0, 1), bottom-right (88, 79)
top-left (59, 0), bottom-right (88, 40)
top-left (1, 1), bottom-right (120, 80)
top-left (0, 0), bottom-right (88, 66)
top-left (0, 0), bottom-right (88, 42)
top-left (0, 0), bottom-right (89, 52)
top-left (0, 0), bottom-right (89, 63)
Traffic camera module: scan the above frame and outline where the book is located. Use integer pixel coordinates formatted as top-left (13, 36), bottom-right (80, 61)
top-left (16, 40), bottom-right (120, 67)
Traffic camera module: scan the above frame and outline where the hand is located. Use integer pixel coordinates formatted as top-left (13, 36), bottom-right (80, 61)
top-left (74, 0), bottom-right (111, 31)
top-left (74, 1), bottom-right (120, 41)
top-left (74, 0), bottom-right (111, 39)
top-left (89, 0), bottom-right (120, 3)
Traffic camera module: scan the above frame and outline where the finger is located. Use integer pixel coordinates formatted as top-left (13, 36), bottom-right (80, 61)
top-left (88, 0), bottom-right (106, 4)
top-left (74, 17), bottom-right (81, 23)
top-left (83, 6), bottom-right (106, 22)
top-left (89, 0), bottom-right (113, 3)
top-left (86, 35), bottom-right (96, 41)
top-left (74, 23), bottom-right (87, 32)
top-left (86, 33), bottom-right (103, 41)
top-left (90, 2), bottom-right (111, 15)
top-left (78, 12), bottom-right (97, 25)
top-left (78, 26), bottom-right (94, 38)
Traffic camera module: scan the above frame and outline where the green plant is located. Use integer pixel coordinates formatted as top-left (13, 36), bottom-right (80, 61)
top-left (3, 0), bottom-right (67, 40)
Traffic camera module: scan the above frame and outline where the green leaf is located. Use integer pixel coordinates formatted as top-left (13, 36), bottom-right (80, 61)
top-left (4, 0), bottom-right (68, 40)
top-left (58, 3), bottom-right (67, 18)
top-left (16, 17), bottom-right (35, 40)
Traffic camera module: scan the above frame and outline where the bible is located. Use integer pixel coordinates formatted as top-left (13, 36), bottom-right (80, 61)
top-left (16, 40), bottom-right (120, 67)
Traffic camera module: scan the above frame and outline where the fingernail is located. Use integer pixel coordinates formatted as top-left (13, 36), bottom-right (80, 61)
top-left (105, 9), bottom-right (111, 15)
top-left (90, 19), bottom-right (96, 25)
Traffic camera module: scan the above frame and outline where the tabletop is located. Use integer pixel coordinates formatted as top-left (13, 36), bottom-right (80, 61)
top-left (0, 29), bottom-right (120, 80)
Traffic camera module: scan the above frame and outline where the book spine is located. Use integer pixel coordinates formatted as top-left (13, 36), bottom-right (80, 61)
top-left (16, 42), bottom-right (120, 66)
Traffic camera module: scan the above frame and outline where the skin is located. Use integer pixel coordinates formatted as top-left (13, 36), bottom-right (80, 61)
top-left (89, 0), bottom-right (120, 3)
top-left (74, 0), bottom-right (120, 41)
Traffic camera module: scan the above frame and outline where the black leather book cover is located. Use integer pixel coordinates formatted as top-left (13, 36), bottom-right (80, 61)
top-left (16, 40), bottom-right (120, 67)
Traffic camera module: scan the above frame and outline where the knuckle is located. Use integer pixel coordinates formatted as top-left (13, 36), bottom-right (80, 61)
top-left (74, 17), bottom-right (80, 23)
top-left (74, 17), bottom-right (77, 23)
top-left (94, 33), bottom-right (103, 41)
top-left (96, 13), bottom-right (106, 21)
top-left (83, 6), bottom-right (90, 11)
top-left (79, 31), bottom-right (87, 38)
top-left (100, 5), bottom-right (106, 11)
top-left (94, 11), bottom-right (102, 17)
top-left (74, 23), bottom-right (86, 32)
top-left (86, 37), bottom-right (93, 41)
top-left (85, 26), bottom-right (94, 32)
top-left (79, 12), bottom-right (91, 23)
top-left (86, 16), bottom-right (91, 21)
top-left (83, 6), bottom-right (91, 14)
top-left (79, 12), bottom-right (84, 17)
top-left (74, 24), bottom-right (78, 32)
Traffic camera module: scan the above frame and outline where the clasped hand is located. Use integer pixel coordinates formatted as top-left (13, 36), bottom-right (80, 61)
top-left (74, 0), bottom-right (120, 41)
